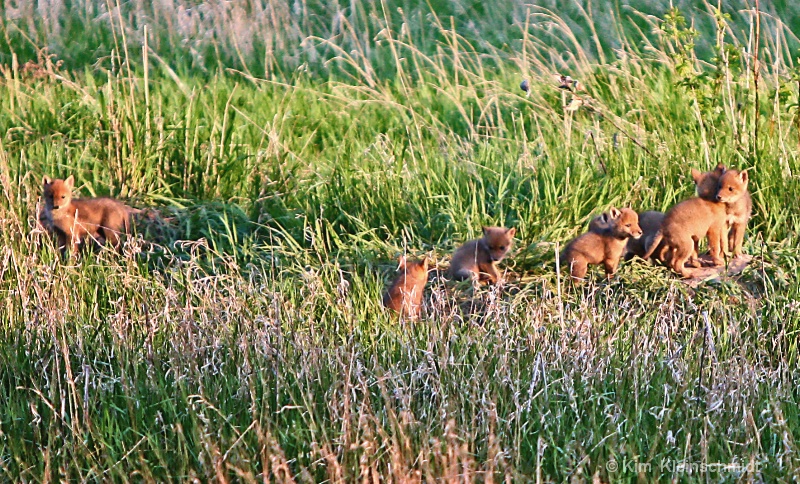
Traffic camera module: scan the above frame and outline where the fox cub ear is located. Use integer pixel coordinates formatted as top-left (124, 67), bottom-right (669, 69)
top-left (714, 163), bottom-right (726, 175)
top-left (421, 257), bottom-right (430, 271)
top-left (42, 176), bottom-right (52, 185)
top-left (64, 175), bottom-right (75, 189)
top-left (506, 227), bottom-right (516, 237)
top-left (608, 207), bottom-right (621, 219)
top-left (397, 255), bottom-right (407, 270)
top-left (740, 170), bottom-right (749, 183)
top-left (481, 226), bottom-right (489, 236)
top-left (690, 168), bottom-right (703, 184)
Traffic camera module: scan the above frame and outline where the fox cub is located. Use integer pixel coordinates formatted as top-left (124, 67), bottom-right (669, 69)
top-left (642, 168), bottom-right (728, 277)
top-left (561, 207), bottom-right (643, 281)
top-left (714, 168), bottom-right (752, 258)
top-left (596, 210), bottom-right (666, 262)
top-left (627, 167), bottom-right (729, 265)
top-left (383, 256), bottom-right (429, 319)
top-left (42, 175), bottom-right (139, 255)
top-left (448, 227), bottom-right (515, 284)
top-left (623, 211), bottom-right (665, 261)
top-left (693, 164), bottom-right (752, 258)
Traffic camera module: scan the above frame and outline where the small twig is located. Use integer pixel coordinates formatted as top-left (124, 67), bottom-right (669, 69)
top-left (590, 104), bottom-right (656, 158)
top-left (588, 131), bottom-right (607, 174)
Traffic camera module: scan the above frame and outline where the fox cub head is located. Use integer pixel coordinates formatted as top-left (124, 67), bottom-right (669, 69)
top-left (692, 164), bottom-right (726, 201)
top-left (600, 207), bottom-right (642, 240)
top-left (715, 169), bottom-right (749, 204)
top-left (42, 175), bottom-right (75, 211)
top-left (396, 255), bottom-right (430, 281)
top-left (480, 227), bottom-right (516, 262)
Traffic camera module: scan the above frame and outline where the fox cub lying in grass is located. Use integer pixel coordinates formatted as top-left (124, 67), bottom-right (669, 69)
top-left (42, 175), bottom-right (140, 256)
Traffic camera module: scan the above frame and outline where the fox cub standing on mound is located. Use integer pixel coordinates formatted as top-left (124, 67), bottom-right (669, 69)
top-left (642, 168), bottom-right (728, 277)
top-left (383, 256), bottom-right (429, 319)
top-left (561, 207), bottom-right (642, 281)
top-left (693, 164), bottom-right (752, 258)
top-left (42, 175), bottom-right (140, 256)
top-left (448, 227), bottom-right (515, 284)
top-left (713, 168), bottom-right (752, 258)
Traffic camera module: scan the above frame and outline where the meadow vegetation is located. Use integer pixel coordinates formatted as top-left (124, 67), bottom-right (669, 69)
top-left (2, 0), bottom-right (800, 480)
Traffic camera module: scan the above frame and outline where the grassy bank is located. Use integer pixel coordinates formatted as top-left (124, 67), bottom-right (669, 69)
top-left (1, 0), bottom-right (800, 480)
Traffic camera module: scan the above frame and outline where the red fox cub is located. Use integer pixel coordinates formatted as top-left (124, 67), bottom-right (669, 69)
top-left (623, 211), bottom-right (666, 261)
top-left (42, 175), bottom-right (139, 256)
top-left (642, 169), bottom-right (728, 277)
top-left (382, 256), bottom-right (429, 319)
top-left (448, 227), bottom-right (515, 284)
top-left (560, 207), bottom-right (643, 280)
top-left (714, 168), bottom-right (752, 258)
top-left (594, 210), bottom-right (666, 262)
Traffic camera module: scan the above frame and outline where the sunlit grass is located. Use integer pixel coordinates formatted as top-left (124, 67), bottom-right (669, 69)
top-left (1, 0), bottom-right (800, 481)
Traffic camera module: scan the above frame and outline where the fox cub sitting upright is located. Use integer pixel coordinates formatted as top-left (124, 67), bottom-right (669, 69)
top-left (42, 175), bottom-right (140, 256)
top-left (383, 256), bottom-right (429, 319)
top-left (561, 207), bottom-right (643, 281)
top-left (448, 227), bottom-right (515, 284)
top-left (714, 168), bottom-right (752, 258)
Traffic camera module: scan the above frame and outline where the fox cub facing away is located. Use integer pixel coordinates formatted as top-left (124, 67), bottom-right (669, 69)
top-left (383, 256), bottom-right (429, 319)
top-left (642, 168), bottom-right (728, 277)
top-left (448, 227), bottom-right (516, 284)
top-left (42, 175), bottom-right (140, 256)
top-left (561, 207), bottom-right (643, 281)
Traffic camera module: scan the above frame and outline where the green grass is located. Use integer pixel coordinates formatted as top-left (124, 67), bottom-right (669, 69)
top-left (2, 0), bottom-right (800, 481)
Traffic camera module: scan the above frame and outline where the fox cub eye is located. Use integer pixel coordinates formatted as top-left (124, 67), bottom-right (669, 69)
top-left (499, 246), bottom-right (506, 251)
top-left (728, 187), bottom-right (733, 191)
top-left (625, 223), bottom-right (631, 228)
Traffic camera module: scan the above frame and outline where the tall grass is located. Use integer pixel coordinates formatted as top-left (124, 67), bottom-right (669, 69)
top-left (1, 0), bottom-right (800, 480)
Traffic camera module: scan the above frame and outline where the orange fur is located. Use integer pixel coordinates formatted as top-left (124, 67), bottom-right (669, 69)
top-left (382, 256), bottom-right (429, 319)
top-left (642, 169), bottom-right (728, 277)
top-left (624, 210), bottom-right (665, 262)
top-left (448, 227), bottom-right (515, 284)
top-left (714, 168), bottom-right (752, 257)
top-left (560, 207), bottom-right (643, 281)
top-left (42, 175), bottom-right (139, 256)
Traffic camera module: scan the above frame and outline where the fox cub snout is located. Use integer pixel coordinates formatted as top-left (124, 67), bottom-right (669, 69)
top-left (561, 207), bottom-right (642, 281)
top-left (448, 226), bottom-right (515, 284)
top-left (382, 256), bottom-right (429, 319)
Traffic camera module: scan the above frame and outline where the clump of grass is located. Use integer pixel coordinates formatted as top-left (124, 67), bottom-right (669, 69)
top-left (1, 0), bottom-right (800, 481)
